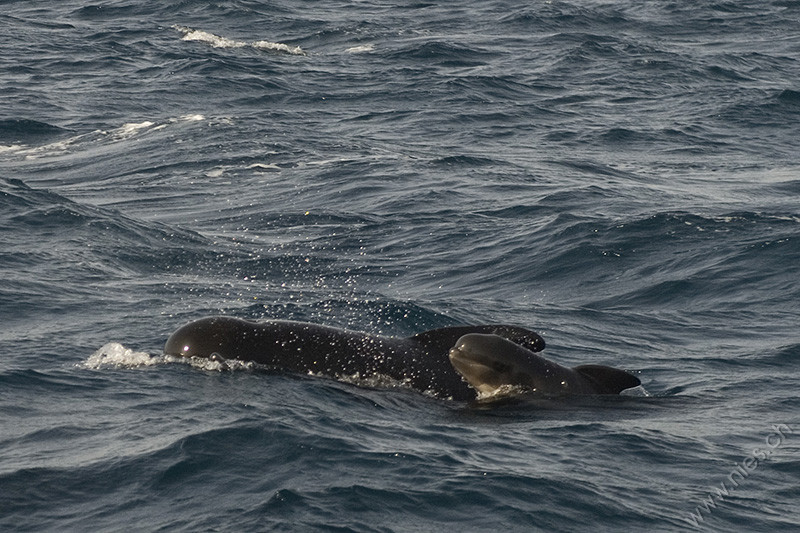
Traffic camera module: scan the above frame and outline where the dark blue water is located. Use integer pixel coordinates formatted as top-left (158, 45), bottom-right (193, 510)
top-left (2, 1), bottom-right (799, 531)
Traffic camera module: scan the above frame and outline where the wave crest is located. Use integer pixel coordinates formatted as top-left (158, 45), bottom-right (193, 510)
top-left (173, 25), bottom-right (306, 56)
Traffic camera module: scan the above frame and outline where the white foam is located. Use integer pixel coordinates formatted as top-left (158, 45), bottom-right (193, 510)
top-left (82, 342), bottom-right (161, 369)
top-left (173, 25), bottom-right (306, 56)
top-left (247, 163), bottom-right (280, 171)
top-left (15, 134), bottom-right (92, 159)
top-left (251, 40), bottom-right (306, 56)
top-left (112, 121), bottom-right (156, 140)
top-left (0, 144), bottom-right (25, 153)
top-left (345, 44), bottom-right (375, 54)
top-left (82, 343), bottom-right (253, 372)
top-left (179, 27), bottom-right (246, 49)
top-left (2, 115), bottom-right (208, 160)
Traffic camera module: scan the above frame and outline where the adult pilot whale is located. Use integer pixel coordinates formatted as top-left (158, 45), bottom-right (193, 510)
top-left (164, 316), bottom-right (548, 400)
top-left (449, 333), bottom-right (640, 398)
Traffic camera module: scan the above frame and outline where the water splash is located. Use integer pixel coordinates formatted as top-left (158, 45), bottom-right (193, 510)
top-left (82, 342), bottom-right (160, 369)
top-left (81, 343), bottom-right (254, 372)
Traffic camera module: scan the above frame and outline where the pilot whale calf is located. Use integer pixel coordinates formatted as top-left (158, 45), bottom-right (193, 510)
top-left (164, 316), bottom-right (546, 400)
top-left (449, 333), bottom-right (640, 397)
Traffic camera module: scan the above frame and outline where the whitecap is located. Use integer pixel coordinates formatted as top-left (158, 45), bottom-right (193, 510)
top-left (345, 44), bottom-right (375, 54)
top-left (0, 144), bottom-right (25, 153)
top-left (251, 40), bottom-right (305, 56)
top-left (247, 163), bottom-right (280, 171)
top-left (111, 121), bottom-right (156, 140)
top-left (173, 25), bottom-right (306, 56)
top-left (177, 27), bottom-right (246, 49)
top-left (3, 115), bottom-right (207, 160)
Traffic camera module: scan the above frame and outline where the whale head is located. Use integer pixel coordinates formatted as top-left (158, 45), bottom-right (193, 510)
top-left (164, 316), bottom-right (254, 360)
top-left (448, 333), bottom-right (640, 397)
top-left (448, 333), bottom-right (545, 395)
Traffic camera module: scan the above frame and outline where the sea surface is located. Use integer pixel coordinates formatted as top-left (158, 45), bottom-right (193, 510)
top-left (2, 1), bottom-right (799, 531)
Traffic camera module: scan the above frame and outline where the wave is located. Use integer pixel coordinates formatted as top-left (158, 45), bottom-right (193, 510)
top-left (0, 114), bottom-right (206, 159)
top-left (0, 119), bottom-right (68, 142)
top-left (172, 25), bottom-right (306, 56)
top-left (0, 176), bottom-right (211, 325)
top-left (387, 39), bottom-right (493, 67)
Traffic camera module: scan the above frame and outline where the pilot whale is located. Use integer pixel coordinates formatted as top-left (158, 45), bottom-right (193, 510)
top-left (164, 316), bottom-right (547, 400)
top-left (449, 333), bottom-right (640, 397)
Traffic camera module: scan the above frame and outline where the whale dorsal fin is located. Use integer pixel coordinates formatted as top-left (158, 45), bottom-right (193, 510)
top-left (573, 364), bottom-right (641, 394)
top-left (411, 325), bottom-right (545, 354)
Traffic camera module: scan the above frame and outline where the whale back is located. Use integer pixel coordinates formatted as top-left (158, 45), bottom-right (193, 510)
top-left (164, 317), bottom-right (388, 373)
top-left (165, 318), bottom-right (551, 401)
top-left (411, 324), bottom-right (545, 355)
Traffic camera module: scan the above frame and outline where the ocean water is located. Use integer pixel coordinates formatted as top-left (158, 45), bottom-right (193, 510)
top-left (1, 1), bottom-right (799, 531)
